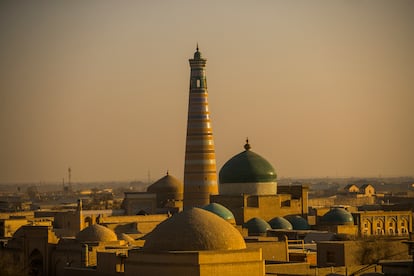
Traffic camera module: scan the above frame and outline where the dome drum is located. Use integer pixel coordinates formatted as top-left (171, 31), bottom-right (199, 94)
top-left (220, 182), bottom-right (276, 196)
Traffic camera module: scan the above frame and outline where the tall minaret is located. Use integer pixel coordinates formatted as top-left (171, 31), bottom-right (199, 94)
top-left (183, 46), bottom-right (218, 209)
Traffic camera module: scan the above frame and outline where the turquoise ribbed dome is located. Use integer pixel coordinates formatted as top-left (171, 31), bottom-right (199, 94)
top-left (285, 215), bottom-right (310, 230)
top-left (219, 141), bottom-right (277, 184)
top-left (268, 217), bottom-right (293, 230)
top-left (202, 203), bottom-right (235, 222)
top-left (321, 208), bottom-right (354, 225)
top-left (244, 217), bottom-right (271, 236)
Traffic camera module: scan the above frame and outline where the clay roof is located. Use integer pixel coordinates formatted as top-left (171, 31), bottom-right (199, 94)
top-left (76, 224), bottom-right (117, 242)
top-left (147, 172), bottom-right (183, 194)
top-left (143, 208), bottom-right (246, 252)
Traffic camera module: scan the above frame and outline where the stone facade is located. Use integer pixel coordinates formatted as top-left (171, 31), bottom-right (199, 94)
top-left (125, 249), bottom-right (264, 276)
top-left (121, 192), bottom-right (157, 215)
top-left (317, 240), bottom-right (410, 267)
top-left (354, 210), bottom-right (412, 236)
top-left (211, 185), bottom-right (308, 225)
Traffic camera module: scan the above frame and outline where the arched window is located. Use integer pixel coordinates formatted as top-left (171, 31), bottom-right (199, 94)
top-left (29, 249), bottom-right (43, 276)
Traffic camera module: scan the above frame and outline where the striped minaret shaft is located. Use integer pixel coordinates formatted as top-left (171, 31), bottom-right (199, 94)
top-left (183, 46), bottom-right (218, 209)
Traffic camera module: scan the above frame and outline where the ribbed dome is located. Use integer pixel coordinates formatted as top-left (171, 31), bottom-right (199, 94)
top-left (268, 217), bottom-right (293, 230)
top-left (202, 203), bottom-right (235, 223)
top-left (321, 208), bottom-right (354, 225)
top-left (285, 215), bottom-right (310, 230)
top-left (147, 172), bottom-right (183, 195)
top-left (219, 141), bottom-right (277, 184)
top-left (143, 208), bottom-right (246, 252)
top-left (244, 217), bottom-right (271, 236)
top-left (76, 224), bottom-right (117, 242)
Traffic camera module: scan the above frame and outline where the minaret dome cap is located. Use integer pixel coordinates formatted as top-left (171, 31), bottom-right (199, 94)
top-left (194, 44), bottom-right (202, 59)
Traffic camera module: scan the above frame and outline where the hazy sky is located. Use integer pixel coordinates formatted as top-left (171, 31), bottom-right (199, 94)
top-left (1, 1), bottom-right (413, 183)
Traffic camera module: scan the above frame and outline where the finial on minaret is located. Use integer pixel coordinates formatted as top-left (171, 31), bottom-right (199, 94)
top-left (244, 138), bottom-right (251, 151)
top-left (166, 170), bottom-right (169, 176)
top-left (68, 167), bottom-right (71, 184)
top-left (193, 43), bottom-right (202, 59)
top-left (77, 198), bottom-right (83, 211)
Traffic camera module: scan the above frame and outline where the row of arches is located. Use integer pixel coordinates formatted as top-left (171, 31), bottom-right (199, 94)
top-left (361, 217), bottom-right (409, 236)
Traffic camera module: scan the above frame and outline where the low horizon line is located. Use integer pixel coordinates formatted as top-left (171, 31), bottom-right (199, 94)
top-left (1, 175), bottom-right (413, 186)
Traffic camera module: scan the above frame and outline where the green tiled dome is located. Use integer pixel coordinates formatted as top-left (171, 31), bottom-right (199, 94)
top-left (244, 217), bottom-right (271, 236)
top-left (285, 215), bottom-right (310, 230)
top-left (321, 208), bottom-right (354, 225)
top-left (268, 217), bottom-right (293, 230)
top-left (219, 140), bottom-right (277, 184)
top-left (202, 203), bottom-right (235, 222)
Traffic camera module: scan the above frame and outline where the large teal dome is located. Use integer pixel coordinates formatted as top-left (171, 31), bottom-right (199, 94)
top-left (320, 208), bottom-right (354, 225)
top-left (285, 215), bottom-right (310, 230)
top-left (244, 217), bottom-right (271, 236)
top-left (268, 217), bottom-right (293, 230)
top-left (202, 203), bottom-right (235, 223)
top-left (219, 140), bottom-right (277, 184)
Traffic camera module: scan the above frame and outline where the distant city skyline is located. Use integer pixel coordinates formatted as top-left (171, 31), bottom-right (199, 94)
top-left (1, 1), bottom-right (413, 183)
